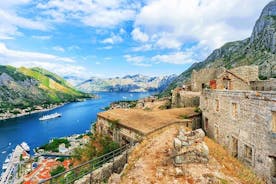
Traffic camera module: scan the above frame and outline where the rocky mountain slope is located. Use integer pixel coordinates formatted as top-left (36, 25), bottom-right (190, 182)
top-left (0, 65), bottom-right (91, 114)
top-left (76, 74), bottom-right (177, 93)
top-left (160, 0), bottom-right (276, 97)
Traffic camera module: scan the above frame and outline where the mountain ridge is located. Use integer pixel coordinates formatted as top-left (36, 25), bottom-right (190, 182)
top-left (76, 74), bottom-right (177, 93)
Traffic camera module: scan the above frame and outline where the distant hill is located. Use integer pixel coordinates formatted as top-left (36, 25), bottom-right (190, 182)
top-left (160, 0), bottom-right (276, 97)
top-left (0, 65), bottom-right (92, 114)
top-left (76, 74), bottom-right (177, 93)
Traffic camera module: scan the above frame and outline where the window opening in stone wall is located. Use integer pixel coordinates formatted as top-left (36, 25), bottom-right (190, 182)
top-left (215, 125), bottom-right (219, 140)
top-left (205, 117), bottom-right (208, 130)
top-left (215, 99), bottom-right (219, 112)
top-left (244, 144), bottom-right (253, 162)
top-left (271, 156), bottom-right (276, 179)
top-left (232, 103), bottom-right (238, 119)
top-left (272, 111), bottom-right (276, 133)
top-left (232, 136), bottom-right (238, 158)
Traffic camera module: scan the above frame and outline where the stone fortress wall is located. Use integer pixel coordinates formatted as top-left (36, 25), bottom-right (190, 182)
top-left (200, 90), bottom-right (276, 183)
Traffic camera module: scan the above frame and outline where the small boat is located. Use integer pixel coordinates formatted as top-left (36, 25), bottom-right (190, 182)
top-left (20, 142), bottom-right (30, 152)
top-left (2, 163), bottom-right (8, 170)
top-left (4, 154), bottom-right (11, 163)
top-left (8, 143), bottom-right (11, 146)
top-left (1, 151), bottom-right (6, 154)
top-left (39, 112), bottom-right (62, 121)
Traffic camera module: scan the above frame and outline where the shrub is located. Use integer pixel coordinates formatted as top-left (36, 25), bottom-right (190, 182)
top-left (194, 107), bottom-right (201, 113)
top-left (259, 75), bottom-right (267, 80)
top-left (50, 165), bottom-right (66, 176)
top-left (179, 114), bottom-right (189, 119)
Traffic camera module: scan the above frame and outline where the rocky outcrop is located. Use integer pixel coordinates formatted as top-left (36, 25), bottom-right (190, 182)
top-left (160, 1), bottom-right (276, 97)
top-left (173, 129), bottom-right (209, 165)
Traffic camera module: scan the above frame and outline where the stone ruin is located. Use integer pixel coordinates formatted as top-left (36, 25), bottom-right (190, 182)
top-left (173, 128), bottom-right (209, 165)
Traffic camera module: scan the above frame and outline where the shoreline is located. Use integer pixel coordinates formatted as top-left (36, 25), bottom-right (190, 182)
top-left (0, 96), bottom-right (97, 122)
top-left (0, 103), bottom-right (67, 121)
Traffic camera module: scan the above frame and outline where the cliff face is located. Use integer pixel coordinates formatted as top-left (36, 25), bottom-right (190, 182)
top-left (160, 1), bottom-right (276, 97)
top-left (250, 0), bottom-right (276, 53)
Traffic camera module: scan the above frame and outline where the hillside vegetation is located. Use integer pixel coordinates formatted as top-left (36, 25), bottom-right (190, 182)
top-left (0, 65), bottom-right (92, 115)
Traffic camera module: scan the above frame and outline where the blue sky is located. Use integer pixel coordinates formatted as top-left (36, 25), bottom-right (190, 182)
top-left (0, 0), bottom-right (271, 81)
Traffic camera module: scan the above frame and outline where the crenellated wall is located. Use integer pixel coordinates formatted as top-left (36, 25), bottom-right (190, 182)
top-left (250, 78), bottom-right (276, 91)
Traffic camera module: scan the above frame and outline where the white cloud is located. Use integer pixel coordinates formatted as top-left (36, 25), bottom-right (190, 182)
top-left (68, 45), bottom-right (80, 51)
top-left (132, 44), bottom-right (153, 52)
top-left (37, 0), bottom-right (139, 28)
top-left (53, 46), bottom-right (65, 52)
top-left (101, 33), bottom-right (123, 44)
top-left (0, 2), bottom-right (49, 39)
top-left (0, 43), bottom-right (74, 63)
top-left (124, 54), bottom-right (151, 67)
top-left (98, 46), bottom-right (113, 50)
top-left (0, 43), bottom-right (92, 79)
top-left (134, 0), bottom-right (271, 50)
top-left (32, 35), bottom-right (52, 40)
top-left (151, 52), bottom-right (197, 65)
top-left (131, 28), bottom-right (149, 42)
top-left (119, 28), bottom-right (126, 35)
top-left (156, 36), bottom-right (182, 49)
top-left (82, 9), bottom-right (135, 28)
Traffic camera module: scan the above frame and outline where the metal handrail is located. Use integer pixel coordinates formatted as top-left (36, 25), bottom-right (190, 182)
top-left (38, 143), bottom-right (130, 184)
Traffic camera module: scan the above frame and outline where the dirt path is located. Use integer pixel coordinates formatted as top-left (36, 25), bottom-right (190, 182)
top-left (112, 124), bottom-right (263, 184)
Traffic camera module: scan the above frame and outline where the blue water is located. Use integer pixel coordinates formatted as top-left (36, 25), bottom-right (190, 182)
top-left (0, 92), bottom-right (153, 167)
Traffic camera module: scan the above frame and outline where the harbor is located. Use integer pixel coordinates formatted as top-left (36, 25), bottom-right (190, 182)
top-left (0, 143), bottom-right (30, 184)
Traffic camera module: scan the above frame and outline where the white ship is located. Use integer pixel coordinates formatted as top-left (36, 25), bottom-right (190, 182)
top-left (39, 112), bottom-right (62, 121)
top-left (20, 142), bottom-right (30, 152)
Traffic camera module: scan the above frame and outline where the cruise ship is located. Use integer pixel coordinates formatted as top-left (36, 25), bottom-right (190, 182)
top-left (39, 112), bottom-right (62, 121)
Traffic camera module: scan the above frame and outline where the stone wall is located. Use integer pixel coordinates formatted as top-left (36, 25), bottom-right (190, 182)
top-left (74, 150), bottom-right (128, 184)
top-left (171, 90), bottom-right (200, 108)
top-left (250, 78), bottom-right (276, 91)
top-left (200, 90), bottom-right (276, 183)
top-left (191, 68), bottom-right (224, 92)
top-left (96, 116), bottom-right (143, 145)
top-left (229, 65), bottom-right (259, 82)
top-left (191, 66), bottom-right (259, 92)
top-left (215, 71), bottom-right (251, 90)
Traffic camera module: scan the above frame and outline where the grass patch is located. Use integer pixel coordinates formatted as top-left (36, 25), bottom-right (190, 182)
top-left (205, 137), bottom-right (264, 184)
top-left (179, 114), bottom-right (189, 119)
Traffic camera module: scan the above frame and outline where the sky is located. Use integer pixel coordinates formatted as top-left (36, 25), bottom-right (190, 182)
top-left (0, 0), bottom-right (271, 80)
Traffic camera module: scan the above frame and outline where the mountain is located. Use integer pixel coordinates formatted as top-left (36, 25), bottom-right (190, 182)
top-left (76, 74), bottom-right (177, 93)
top-left (63, 75), bottom-right (87, 86)
top-left (160, 0), bottom-right (276, 97)
top-left (0, 65), bottom-right (92, 115)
